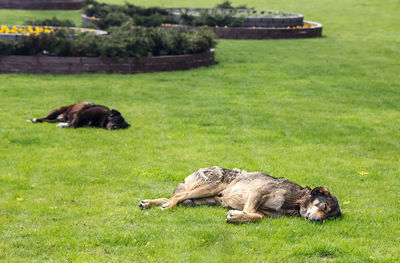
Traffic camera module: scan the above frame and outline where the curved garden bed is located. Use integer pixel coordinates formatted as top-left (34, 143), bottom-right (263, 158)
top-left (0, 50), bottom-right (215, 74)
top-left (82, 8), bottom-right (304, 29)
top-left (0, 23), bottom-right (216, 74)
top-left (169, 8), bottom-right (304, 28)
top-left (0, 0), bottom-right (84, 10)
top-left (82, 4), bottom-right (322, 39)
top-left (0, 25), bottom-right (107, 41)
top-left (161, 21), bottom-right (322, 39)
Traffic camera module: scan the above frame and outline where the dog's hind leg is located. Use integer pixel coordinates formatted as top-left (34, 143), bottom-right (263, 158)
top-left (182, 197), bottom-right (219, 207)
top-left (226, 190), bottom-right (265, 223)
top-left (161, 183), bottom-right (226, 210)
top-left (173, 183), bottom-right (187, 194)
top-left (27, 106), bottom-right (70, 123)
top-left (139, 183), bottom-right (190, 209)
top-left (172, 183), bottom-right (200, 207)
top-left (139, 198), bottom-right (169, 209)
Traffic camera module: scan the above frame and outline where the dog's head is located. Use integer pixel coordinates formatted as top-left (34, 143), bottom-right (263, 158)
top-left (106, 109), bottom-right (130, 130)
top-left (300, 186), bottom-right (341, 222)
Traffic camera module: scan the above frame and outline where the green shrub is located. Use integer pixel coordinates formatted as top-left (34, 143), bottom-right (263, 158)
top-left (97, 12), bottom-right (132, 29)
top-left (0, 24), bottom-right (216, 58)
top-left (24, 16), bottom-right (76, 27)
top-left (180, 10), bottom-right (245, 27)
top-left (215, 1), bottom-right (249, 9)
top-left (0, 40), bottom-right (16, 55)
top-left (85, 1), bottom-right (174, 30)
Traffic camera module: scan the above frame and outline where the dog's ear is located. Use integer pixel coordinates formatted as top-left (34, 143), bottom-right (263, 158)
top-left (111, 109), bottom-right (121, 116)
top-left (311, 186), bottom-right (331, 197)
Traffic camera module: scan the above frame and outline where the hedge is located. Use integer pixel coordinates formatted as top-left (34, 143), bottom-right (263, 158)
top-left (0, 23), bottom-right (216, 58)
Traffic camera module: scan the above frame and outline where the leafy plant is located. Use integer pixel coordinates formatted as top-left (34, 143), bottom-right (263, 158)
top-left (216, 1), bottom-right (249, 9)
top-left (180, 10), bottom-right (245, 27)
top-left (0, 24), bottom-right (216, 58)
top-left (84, 1), bottom-right (174, 30)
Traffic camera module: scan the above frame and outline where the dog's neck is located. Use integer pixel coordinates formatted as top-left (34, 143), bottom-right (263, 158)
top-left (296, 187), bottom-right (313, 216)
top-left (102, 113), bottom-right (111, 128)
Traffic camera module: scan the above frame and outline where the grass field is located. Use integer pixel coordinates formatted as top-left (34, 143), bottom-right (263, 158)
top-left (1, 0), bottom-right (399, 262)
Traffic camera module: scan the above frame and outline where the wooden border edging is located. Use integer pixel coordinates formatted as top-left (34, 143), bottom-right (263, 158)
top-left (0, 0), bottom-right (84, 10)
top-left (0, 50), bottom-right (216, 74)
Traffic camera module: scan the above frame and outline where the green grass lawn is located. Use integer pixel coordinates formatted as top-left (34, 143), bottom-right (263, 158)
top-left (1, 0), bottom-right (399, 262)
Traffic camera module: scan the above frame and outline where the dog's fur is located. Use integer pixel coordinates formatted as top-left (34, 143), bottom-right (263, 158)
top-left (139, 166), bottom-right (341, 223)
top-left (27, 102), bottom-right (130, 130)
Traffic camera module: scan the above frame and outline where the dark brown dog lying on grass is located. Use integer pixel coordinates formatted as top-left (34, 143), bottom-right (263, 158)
top-left (140, 166), bottom-right (341, 223)
top-left (27, 102), bottom-right (130, 130)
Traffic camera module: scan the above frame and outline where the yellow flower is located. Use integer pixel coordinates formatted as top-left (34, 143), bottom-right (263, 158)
top-left (16, 197), bottom-right (24, 202)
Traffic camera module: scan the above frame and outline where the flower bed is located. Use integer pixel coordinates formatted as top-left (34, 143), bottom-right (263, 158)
top-left (0, 25), bottom-right (216, 74)
top-left (161, 21), bottom-right (322, 39)
top-left (0, 0), bottom-right (84, 10)
top-left (82, 1), bottom-right (304, 29)
top-left (170, 8), bottom-right (304, 28)
top-left (81, 2), bottom-right (321, 39)
top-left (0, 50), bottom-right (215, 74)
top-left (0, 25), bottom-right (215, 57)
top-left (0, 25), bottom-right (107, 40)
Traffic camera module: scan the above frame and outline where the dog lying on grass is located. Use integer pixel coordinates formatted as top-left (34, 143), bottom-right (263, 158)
top-left (27, 102), bottom-right (130, 130)
top-left (139, 166), bottom-right (341, 223)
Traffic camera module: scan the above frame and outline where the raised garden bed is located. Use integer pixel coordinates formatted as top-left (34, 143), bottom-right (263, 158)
top-left (161, 21), bottom-right (322, 39)
top-left (0, 25), bottom-right (107, 40)
top-left (82, 4), bottom-right (322, 39)
top-left (0, 0), bottom-right (85, 10)
top-left (0, 50), bottom-right (215, 74)
top-left (82, 8), bottom-right (304, 29)
top-left (169, 8), bottom-right (304, 28)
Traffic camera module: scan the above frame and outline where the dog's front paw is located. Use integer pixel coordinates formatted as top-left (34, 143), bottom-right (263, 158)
top-left (27, 118), bottom-right (37, 123)
top-left (226, 210), bottom-right (245, 223)
top-left (139, 200), bottom-right (151, 209)
top-left (56, 122), bottom-right (69, 128)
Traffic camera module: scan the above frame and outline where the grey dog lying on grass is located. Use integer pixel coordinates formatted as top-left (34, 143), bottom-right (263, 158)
top-left (140, 166), bottom-right (341, 223)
